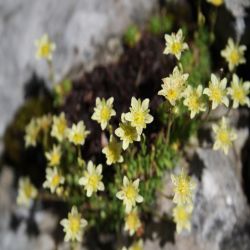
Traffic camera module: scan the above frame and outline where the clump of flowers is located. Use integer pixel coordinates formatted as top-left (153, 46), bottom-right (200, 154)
top-left (60, 206), bottom-right (88, 242)
top-left (171, 170), bottom-right (196, 234)
top-left (17, 19), bottom-right (250, 248)
top-left (158, 66), bottom-right (189, 105)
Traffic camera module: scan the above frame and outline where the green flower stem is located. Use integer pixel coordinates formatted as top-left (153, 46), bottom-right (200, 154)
top-left (70, 241), bottom-right (77, 250)
top-left (77, 145), bottom-right (82, 160)
top-left (42, 130), bottom-right (49, 150)
top-left (203, 102), bottom-right (212, 121)
top-left (210, 8), bottom-right (218, 43)
top-left (47, 59), bottom-right (55, 84)
top-left (166, 111), bottom-right (173, 145)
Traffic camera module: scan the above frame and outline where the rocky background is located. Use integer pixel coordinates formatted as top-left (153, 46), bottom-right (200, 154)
top-left (0, 0), bottom-right (250, 249)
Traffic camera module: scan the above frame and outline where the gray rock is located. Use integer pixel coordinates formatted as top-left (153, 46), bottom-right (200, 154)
top-left (224, 0), bottom-right (250, 40)
top-left (192, 148), bottom-right (250, 250)
top-left (0, 0), bottom-right (157, 136)
top-left (149, 126), bottom-right (250, 250)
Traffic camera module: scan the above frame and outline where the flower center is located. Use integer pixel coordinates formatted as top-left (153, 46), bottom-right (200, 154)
top-left (88, 174), bottom-right (99, 191)
top-left (233, 87), bottom-right (245, 102)
top-left (51, 153), bottom-right (60, 165)
top-left (167, 88), bottom-right (178, 102)
top-left (124, 125), bottom-right (137, 141)
top-left (24, 185), bottom-right (33, 198)
top-left (188, 95), bottom-right (199, 111)
top-left (100, 106), bottom-right (110, 121)
top-left (171, 42), bottom-right (182, 54)
top-left (125, 185), bottom-right (137, 200)
top-left (210, 86), bottom-right (223, 102)
top-left (177, 178), bottom-right (189, 196)
top-left (211, 0), bottom-right (223, 6)
top-left (133, 111), bottom-right (145, 126)
top-left (73, 133), bottom-right (83, 144)
top-left (51, 174), bottom-right (60, 187)
top-left (41, 44), bottom-right (51, 57)
top-left (218, 129), bottom-right (230, 145)
top-left (58, 122), bottom-right (66, 135)
top-left (229, 49), bottom-right (240, 65)
top-left (176, 207), bottom-right (188, 222)
top-left (69, 217), bottom-right (80, 234)
top-left (127, 213), bottom-right (139, 230)
top-left (107, 145), bottom-right (119, 161)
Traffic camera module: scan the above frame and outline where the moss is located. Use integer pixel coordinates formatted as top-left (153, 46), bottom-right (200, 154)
top-left (123, 25), bottom-right (141, 47)
top-left (148, 14), bottom-right (173, 35)
top-left (2, 96), bottom-right (53, 185)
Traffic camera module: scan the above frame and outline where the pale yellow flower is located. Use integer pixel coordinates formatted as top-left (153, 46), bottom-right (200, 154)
top-left (116, 176), bottom-right (143, 213)
top-left (35, 34), bottom-right (56, 61)
top-left (24, 118), bottom-right (40, 147)
top-left (163, 29), bottom-right (188, 60)
top-left (207, 0), bottom-right (223, 6)
top-left (124, 97), bottom-right (153, 134)
top-left (45, 145), bottom-right (62, 167)
top-left (212, 117), bottom-right (237, 154)
top-left (17, 177), bottom-right (37, 207)
top-left (123, 240), bottom-right (144, 250)
top-left (67, 121), bottom-right (90, 146)
top-left (203, 74), bottom-right (229, 110)
top-left (60, 206), bottom-right (88, 242)
top-left (43, 167), bottom-right (65, 193)
top-left (221, 38), bottom-right (246, 71)
top-left (183, 85), bottom-right (206, 118)
top-left (171, 170), bottom-right (196, 205)
top-left (91, 97), bottom-right (116, 130)
top-left (158, 66), bottom-right (189, 105)
top-left (51, 112), bottom-right (68, 142)
top-left (79, 161), bottom-right (104, 197)
top-left (102, 136), bottom-right (123, 165)
top-left (228, 74), bottom-right (250, 108)
top-left (124, 209), bottom-right (141, 236)
top-left (36, 114), bottom-right (52, 133)
top-left (173, 204), bottom-right (193, 234)
top-left (115, 114), bottom-right (141, 150)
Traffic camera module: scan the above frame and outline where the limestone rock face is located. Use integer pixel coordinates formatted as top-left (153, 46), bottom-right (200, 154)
top-left (192, 148), bottom-right (250, 250)
top-left (0, 0), bottom-right (156, 135)
top-left (224, 0), bottom-right (250, 39)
